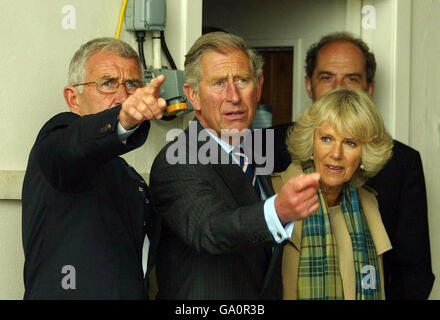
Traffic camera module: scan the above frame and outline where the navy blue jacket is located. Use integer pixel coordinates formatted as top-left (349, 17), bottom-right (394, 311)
top-left (22, 107), bottom-right (156, 299)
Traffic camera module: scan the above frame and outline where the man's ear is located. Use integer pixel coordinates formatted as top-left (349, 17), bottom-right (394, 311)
top-left (367, 80), bottom-right (375, 97)
top-left (63, 86), bottom-right (81, 115)
top-left (305, 76), bottom-right (314, 99)
top-left (183, 83), bottom-right (201, 111)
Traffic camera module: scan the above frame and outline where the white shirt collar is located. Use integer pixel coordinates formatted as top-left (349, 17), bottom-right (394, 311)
top-left (202, 124), bottom-right (242, 165)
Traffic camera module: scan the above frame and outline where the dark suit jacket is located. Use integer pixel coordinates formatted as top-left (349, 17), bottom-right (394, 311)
top-left (149, 120), bottom-right (282, 299)
top-left (262, 122), bottom-right (434, 300)
top-left (22, 106), bottom-right (157, 299)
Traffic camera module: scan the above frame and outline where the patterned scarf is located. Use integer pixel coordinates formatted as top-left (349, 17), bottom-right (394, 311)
top-left (297, 161), bottom-right (381, 300)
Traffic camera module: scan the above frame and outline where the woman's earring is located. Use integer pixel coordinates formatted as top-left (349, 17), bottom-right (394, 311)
top-left (360, 164), bottom-right (366, 171)
top-left (310, 155), bottom-right (314, 161)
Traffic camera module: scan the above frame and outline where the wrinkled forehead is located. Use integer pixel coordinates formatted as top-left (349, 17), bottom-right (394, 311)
top-left (315, 41), bottom-right (367, 75)
top-left (85, 50), bottom-right (142, 80)
top-left (200, 48), bottom-right (252, 78)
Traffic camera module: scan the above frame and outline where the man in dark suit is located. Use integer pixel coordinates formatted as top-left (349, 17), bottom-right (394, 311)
top-left (22, 37), bottom-right (166, 299)
top-left (150, 32), bottom-right (321, 299)
top-left (265, 32), bottom-right (434, 299)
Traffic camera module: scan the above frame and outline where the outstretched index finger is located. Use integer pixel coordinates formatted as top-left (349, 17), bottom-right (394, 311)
top-left (149, 74), bottom-right (166, 91)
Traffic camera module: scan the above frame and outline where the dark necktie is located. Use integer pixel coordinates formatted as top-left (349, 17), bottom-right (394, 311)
top-left (232, 147), bottom-right (261, 197)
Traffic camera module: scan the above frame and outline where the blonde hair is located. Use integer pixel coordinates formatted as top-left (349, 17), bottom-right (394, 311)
top-left (287, 88), bottom-right (393, 187)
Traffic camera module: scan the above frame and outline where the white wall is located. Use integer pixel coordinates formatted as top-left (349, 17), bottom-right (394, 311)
top-left (410, 0), bottom-right (440, 300)
top-left (350, 0), bottom-right (440, 300)
top-left (0, 200), bottom-right (23, 299)
top-left (203, 0), bottom-right (347, 120)
top-left (0, 0), bottom-right (201, 299)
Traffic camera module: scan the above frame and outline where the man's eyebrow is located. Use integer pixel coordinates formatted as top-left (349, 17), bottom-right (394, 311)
top-left (99, 75), bottom-right (117, 80)
top-left (99, 75), bottom-right (142, 81)
top-left (234, 72), bottom-right (252, 78)
top-left (208, 75), bottom-right (227, 83)
top-left (317, 71), bottom-right (335, 76)
top-left (345, 73), bottom-right (362, 77)
top-left (315, 71), bottom-right (363, 78)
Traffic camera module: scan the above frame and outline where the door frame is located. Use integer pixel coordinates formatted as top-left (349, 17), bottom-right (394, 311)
top-left (247, 38), bottom-right (302, 122)
top-left (346, 0), bottom-right (412, 143)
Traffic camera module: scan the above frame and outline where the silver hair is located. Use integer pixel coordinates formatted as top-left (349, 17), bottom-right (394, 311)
top-left (67, 37), bottom-right (143, 92)
top-left (184, 32), bottom-right (263, 92)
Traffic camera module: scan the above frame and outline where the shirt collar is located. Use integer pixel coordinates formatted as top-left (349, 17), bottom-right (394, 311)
top-left (202, 124), bottom-right (243, 166)
top-left (203, 125), bottom-right (236, 154)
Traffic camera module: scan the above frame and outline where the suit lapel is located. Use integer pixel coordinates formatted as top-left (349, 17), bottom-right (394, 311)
top-left (116, 158), bottom-right (147, 264)
top-left (257, 173), bottom-right (283, 298)
top-left (190, 119), bottom-right (261, 206)
top-left (211, 156), bottom-right (261, 206)
top-left (191, 119), bottom-right (282, 297)
top-left (257, 174), bottom-right (275, 198)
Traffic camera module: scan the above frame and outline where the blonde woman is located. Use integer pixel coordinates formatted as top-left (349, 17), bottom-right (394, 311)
top-left (272, 88), bottom-right (393, 300)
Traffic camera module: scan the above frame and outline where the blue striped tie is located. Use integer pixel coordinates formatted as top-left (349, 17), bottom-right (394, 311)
top-left (233, 147), bottom-right (261, 197)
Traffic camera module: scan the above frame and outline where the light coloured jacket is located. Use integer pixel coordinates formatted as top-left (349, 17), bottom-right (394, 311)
top-left (272, 162), bottom-right (392, 300)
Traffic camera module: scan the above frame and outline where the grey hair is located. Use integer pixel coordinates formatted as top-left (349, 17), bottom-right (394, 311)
top-left (184, 32), bottom-right (263, 92)
top-left (67, 37), bottom-right (143, 92)
top-left (287, 88), bottom-right (393, 187)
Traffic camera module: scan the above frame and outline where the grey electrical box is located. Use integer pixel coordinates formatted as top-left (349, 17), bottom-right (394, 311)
top-left (145, 69), bottom-right (193, 116)
top-left (124, 0), bottom-right (166, 31)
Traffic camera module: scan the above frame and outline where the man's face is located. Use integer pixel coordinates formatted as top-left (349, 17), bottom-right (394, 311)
top-left (73, 50), bottom-right (142, 116)
top-left (306, 41), bottom-right (374, 101)
top-left (186, 49), bottom-right (263, 139)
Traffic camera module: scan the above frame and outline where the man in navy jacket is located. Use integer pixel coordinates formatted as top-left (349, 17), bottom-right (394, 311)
top-left (22, 38), bottom-right (166, 299)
